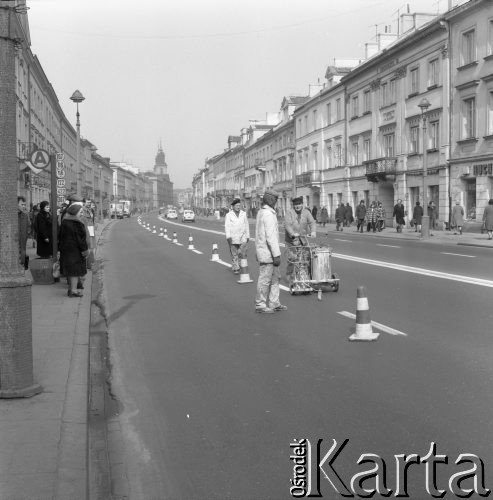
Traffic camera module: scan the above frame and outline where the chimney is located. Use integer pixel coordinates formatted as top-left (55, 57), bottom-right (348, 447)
top-left (365, 42), bottom-right (379, 59)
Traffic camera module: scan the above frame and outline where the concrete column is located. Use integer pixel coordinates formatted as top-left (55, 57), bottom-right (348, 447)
top-left (0, 7), bottom-right (41, 398)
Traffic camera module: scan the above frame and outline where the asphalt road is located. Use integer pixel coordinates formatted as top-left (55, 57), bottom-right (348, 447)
top-left (100, 216), bottom-right (493, 500)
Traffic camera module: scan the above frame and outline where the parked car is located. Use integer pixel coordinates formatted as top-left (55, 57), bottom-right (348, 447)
top-left (182, 209), bottom-right (195, 222)
top-left (166, 209), bottom-right (178, 219)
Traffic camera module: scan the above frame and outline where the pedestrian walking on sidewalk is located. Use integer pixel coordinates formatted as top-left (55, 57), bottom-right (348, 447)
top-left (335, 203), bottom-right (345, 231)
top-left (311, 205), bottom-right (318, 222)
top-left (393, 199), bottom-right (405, 233)
top-left (18, 196), bottom-right (29, 269)
top-left (376, 201), bottom-right (386, 231)
top-left (344, 203), bottom-right (353, 227)
top-left (413, 201), bottom-right (423, 233)
top-left (366, 201), bottom-right (378, 232)
top-left (451, 201), bottom-right (465, 235)
top-left (35, 200), bottom-right (53, 258)
top-left (482, 199), bottom-right (493, 240)
top-left (428, 201), bottom-right (437, 232)
top-left (319, 206), bottom-right (328, 227)
top-left (59, 203), bottom-right (89, 298)
top-left (225, 198), bottom-right (250, 274)
top-left (355, 200), bottom-right (366, 233)
top-left (254, 190), bottom-right (286, 314)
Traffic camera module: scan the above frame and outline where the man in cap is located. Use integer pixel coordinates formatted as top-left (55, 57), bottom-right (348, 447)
top-left (254, 190), bottom-right (286, 313)
top-left (284, 196), bottom-right (316, 286)
top-left (225, 198), bottom-right (250, 274)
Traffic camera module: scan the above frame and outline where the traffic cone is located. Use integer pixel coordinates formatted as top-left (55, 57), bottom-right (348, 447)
top-left (172, 232), bottom-right (178, 243)
top-left (210, 243), bottom-right (219, 261)
top-left (163, 227), bottom-right (169, 239)
top-left (187, 234), bottom-right (195, 250)
top-left (348, 286), bottom-right (379, 342)
top-left (237, 256), bottom-right (253, 283)
top-left (152, 225), bottom-right (157, 234)
top-left (158, 227), bottom-right (163, 236)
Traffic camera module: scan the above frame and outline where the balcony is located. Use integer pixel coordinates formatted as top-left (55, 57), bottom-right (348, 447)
top-left (254, 158), bottom-right (265, 172)
top-left (296, 170), bottom-right (322, 187)
top-left (363, 157), bottom-right (397, 183)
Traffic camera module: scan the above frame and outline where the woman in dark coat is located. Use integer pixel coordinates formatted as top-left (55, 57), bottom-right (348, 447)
top-left (412, 201), bottom-right (423, 232)
top-left (59, 204), bottom-right (88, 297)
top-left (35, 200), bottom-right (52, 258)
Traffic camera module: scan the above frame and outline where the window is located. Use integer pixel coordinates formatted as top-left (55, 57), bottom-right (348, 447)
top-left (327, 103), bottom-right (332, 125)
top-left (363, 90), bottom-right (371, 113)
top-left (410, 68), bottom-right (419, 95)
top-left (381, 82), bottom-right (388, 106)
top-left (383, 132), bottom-right (395, 157)
top-left (389, 79), bottom-right (396, 104)
top-left (410, 125), bottom-right (420, 154)
top-left (352, 141), bottom-right (359, 165)
top-left (335, 144), bottom-right (342, 166)
top-left (363, 138), bottom-right (371, 162)
top-left (336, 98), bottom-right (341, 121)
top-left (312, 148), bottom-right (318, 170)
top-left (313, 109), bottom-right (318, 131)
top-left (488, 91), bottom-right (493, 135)
top-left (298, 119), bottom-right (302, 135)
top-left (327, 145), bottom-right (332, 169)
top-left (462, 97), bottom-right (476, 139)
top-left (428, 59), bottom-right (439, 87)
top-left (352, 95), bottom-right (359, 118)
top-left (462, 29), bottom-right (476, 65)
top-left (429, 121), bottom-right (439, 149)
top-left (304, 115), bottom-right (308, 134)
top-left (489, 20), bottom-right (493, 56)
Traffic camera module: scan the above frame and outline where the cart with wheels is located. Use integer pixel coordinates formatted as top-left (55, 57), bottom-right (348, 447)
top-left (287, 236), bottom-right (340, 295)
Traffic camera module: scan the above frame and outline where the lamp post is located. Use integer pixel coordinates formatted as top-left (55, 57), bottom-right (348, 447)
top-left (98, 165), bottom-right (103, 221)
top-left (70, 90), bottom-right (85, 197)
top-left (418, 97), bottom-right (431, 239)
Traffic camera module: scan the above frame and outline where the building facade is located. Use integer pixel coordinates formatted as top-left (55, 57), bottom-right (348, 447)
top-left (193, 0), bottom-right (492, 229)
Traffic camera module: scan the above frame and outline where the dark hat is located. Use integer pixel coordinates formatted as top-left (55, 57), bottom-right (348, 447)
top-left (292, 196), bottom-right (303, 205)
top-left (67, 203), bottom-right (82, 216)
top-left (40, 200), bottom-right (50, 210)
top-left (66, 193), bottom-right (82, 202)
top-left (262, 190), bottom-right (278, 205)
top-left (231, 198), bottom-right (241, 206)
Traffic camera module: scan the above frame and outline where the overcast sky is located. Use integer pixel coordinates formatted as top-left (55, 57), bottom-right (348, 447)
top-left (28, 0), bottom-right (450, 188)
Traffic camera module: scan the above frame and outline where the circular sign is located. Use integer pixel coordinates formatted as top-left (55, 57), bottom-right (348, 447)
top-left (30, 149), bottom-right (50, 169)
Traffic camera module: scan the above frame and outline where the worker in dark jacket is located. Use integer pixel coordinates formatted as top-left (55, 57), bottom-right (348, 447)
top-left (355, 200), bottom-right (367, 233)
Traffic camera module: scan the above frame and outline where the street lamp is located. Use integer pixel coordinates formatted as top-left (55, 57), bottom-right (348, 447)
top-left (418, 97), bottom-right (431, 239)
top-left (98, 165), bottom-right (103, 221)
top-left (70, 90), bottom-right (85, 197)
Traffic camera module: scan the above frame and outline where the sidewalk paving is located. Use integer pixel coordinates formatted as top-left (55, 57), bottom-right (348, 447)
top-left (0, 221), bottom-right (111, 500)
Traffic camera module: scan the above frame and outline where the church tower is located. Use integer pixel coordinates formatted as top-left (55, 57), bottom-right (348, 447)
top-left (154, 140), bottom-right (168, 178)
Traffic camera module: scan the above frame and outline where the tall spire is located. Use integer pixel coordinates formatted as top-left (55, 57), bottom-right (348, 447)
top-left (154, 141), bottom-right (168, 177)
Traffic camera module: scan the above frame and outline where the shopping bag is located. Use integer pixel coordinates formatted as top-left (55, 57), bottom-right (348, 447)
top-left (52, 260), bottom-right (60, 279)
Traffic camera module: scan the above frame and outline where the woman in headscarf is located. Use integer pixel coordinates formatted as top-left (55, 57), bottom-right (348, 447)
top-left (59, 203), bottom-right (88, 297)
top-left (35, 200), bottom-right (52, 258)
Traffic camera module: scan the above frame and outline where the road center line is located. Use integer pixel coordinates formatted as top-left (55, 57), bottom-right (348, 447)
top-left (335, 239), bottom-right (352, 242)
top-left (376, 244), bottom-right (401, 248)
top-left (338, 311), bottom-right (407, 336)
top-left (441, 252), bottom-right (475, 258)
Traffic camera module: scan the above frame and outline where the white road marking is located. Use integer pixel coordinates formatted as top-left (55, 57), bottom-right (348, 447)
top-left (173, 242), bottom-right (183, 246)
top-left (332, 252), bottom-right (493, 288)
top-left (376, 244), bottom-right (401, 248)
top-left (148, 219), bottom-right (493, 288)
top-left (335, 239), bottom-right (352, 242)
top-left (191, 249), bottom-right (203, 254)
top-left (280, 284), bottom-right (290, 292)
top-left (338, 311), bottom-right (407, 336)
top-left (441, 252), bottom-right (475, 258)
top-left (214, 259), bottom-right (232, 268)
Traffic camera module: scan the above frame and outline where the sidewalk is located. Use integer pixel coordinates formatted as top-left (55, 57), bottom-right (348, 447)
top-left (0, 220), bottom-right (111, 500)
top-left (311, 221), bottom-right (493, 248)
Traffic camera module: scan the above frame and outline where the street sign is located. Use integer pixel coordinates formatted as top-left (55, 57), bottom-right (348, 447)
top-left (30, 149), bottom-right (50, 169)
